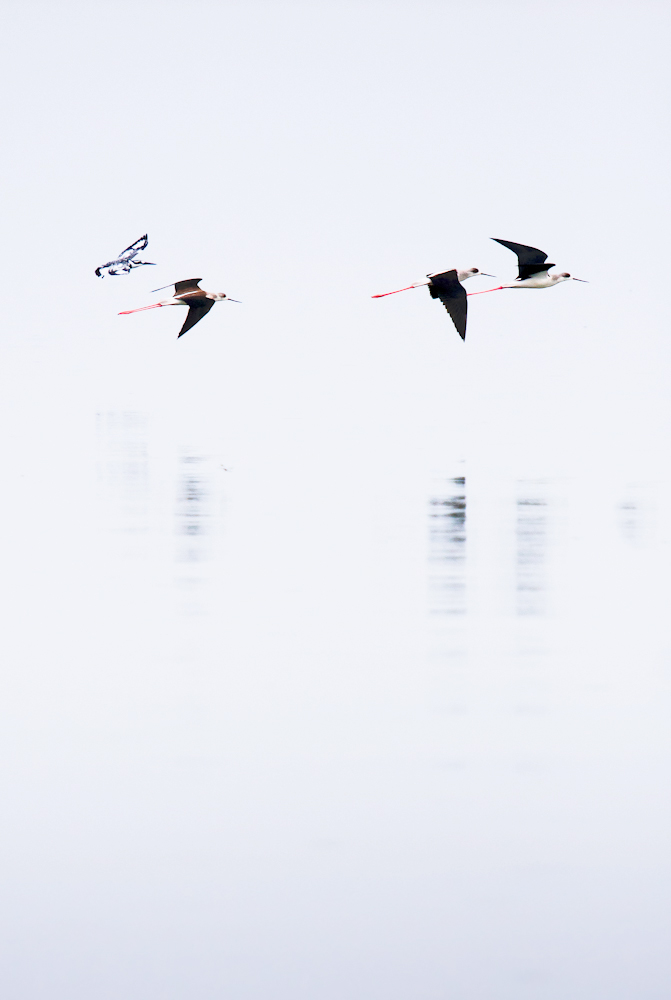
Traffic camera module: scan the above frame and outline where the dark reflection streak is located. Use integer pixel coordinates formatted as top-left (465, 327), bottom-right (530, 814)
top-left (176, 456), bottom-right (210, 565)
top-left (619, 496), bottom-right (646, 546)
top-left (174, 455), bottom-right (216, 619)
top-left (516, 490), bottom-right (547, 617)
top-left (429, 476), bottom-right (467, 616)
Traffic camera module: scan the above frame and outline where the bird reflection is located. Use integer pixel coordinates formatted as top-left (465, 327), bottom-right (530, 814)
top-left (176, 456), bottom-right (210, 561)
top-left (516, 487), bottom-right (548, 617)
top-left (618, 484), bottom-right (654, 546)
top-left (429, 476), bottom-right (467, 615)
top-left (619, 501), bottom-right (640, 544)
top-left (96, 411), bottom-right (149, 540)
top-left (175, 455), bottom-right (216, 616)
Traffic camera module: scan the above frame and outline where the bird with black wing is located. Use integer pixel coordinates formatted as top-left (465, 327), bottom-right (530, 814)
top-left (95, 234), bottom-right (155, 278)
top-left (119, 279), bottom-right (240, 338)
top-left (372, 265), bottom-right (492, 340)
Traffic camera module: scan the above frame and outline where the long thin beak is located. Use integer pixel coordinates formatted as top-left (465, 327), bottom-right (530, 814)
top-left (572, 278), bottom-right (588, 282)
top-left (227, 298), bottom-right (242, 303)
top-left (478, 273), bottom-right (496, 278)
top-left (372, 280), bottom-right (429, 299)
top-left (118, 302), bottom-right (163, 315)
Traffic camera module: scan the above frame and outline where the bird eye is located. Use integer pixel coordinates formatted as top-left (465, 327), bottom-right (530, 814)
top-left (562, 272), bottom-right (570, 277)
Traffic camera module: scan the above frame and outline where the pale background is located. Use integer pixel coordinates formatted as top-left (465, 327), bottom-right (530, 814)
top-left (0, 2), bottom-right (669, 997)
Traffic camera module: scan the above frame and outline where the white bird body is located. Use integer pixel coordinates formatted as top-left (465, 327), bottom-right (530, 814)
top-left (156, 290), bottom-right (229, 307)
top-left (502, 271), bottom-right (572, 289)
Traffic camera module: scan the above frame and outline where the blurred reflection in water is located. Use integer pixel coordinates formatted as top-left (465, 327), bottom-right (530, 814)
top-left (176, 456), bottom-right (210, 560)
top-left (516, 484), bottom-right (548, 617)
top-left (95, 411), bottom-right (149, 545)
top-left (175, 454), bottom-right (223, 616)
top-left (428, 474), bottom-right (467, 616)
top-left (95, 421), bottom-right (227, 618)
top-left (619, 483), bottom-right (655, 547)
top-left (9, 417), bottom-right (671, 999)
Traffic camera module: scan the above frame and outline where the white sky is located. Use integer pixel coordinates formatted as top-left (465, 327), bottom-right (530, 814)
top-left (2, 1), bottom-right (669, 472)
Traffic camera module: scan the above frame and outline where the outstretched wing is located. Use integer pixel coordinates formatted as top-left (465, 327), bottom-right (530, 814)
top-left (177, 299), bottom-right (215, 338)
top-left (120, 234), bottom-right (149, 256)
top-left (151, 279), bottom-right (203, 294)
top-left (428, 269), bottom-right (467, 341)
top-left (175, 278), bottom-right (203, 295)
top-left (491, 239), bottom-right (554, 281)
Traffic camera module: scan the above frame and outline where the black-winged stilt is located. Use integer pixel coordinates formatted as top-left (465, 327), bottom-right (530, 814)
top-left (468, 240), bottom-right (588, 295)
top-left (372, 267), bottom-right (493, 341)
top-left (119, 278), bottom-right (240, 338)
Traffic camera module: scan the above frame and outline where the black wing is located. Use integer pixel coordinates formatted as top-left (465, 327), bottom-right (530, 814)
top-left (428, 269), bottom-right (467, 341)
top-left (175, 278), bottom-right (203, 295)
top-left (491, 238), bottom-right (554, 280)
top-left (120, 234), bottom-right (149, 256)
top-left (151, 279), bottom-right (203, 294)
top-left (177, 299), bottom-right (215, 338)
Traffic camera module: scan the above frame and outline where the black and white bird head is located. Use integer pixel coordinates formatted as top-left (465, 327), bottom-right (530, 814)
top-left (426, 267), bottom-right (494, 282)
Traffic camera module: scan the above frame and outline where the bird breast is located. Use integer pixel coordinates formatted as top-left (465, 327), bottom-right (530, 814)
top-left (515, 274), bottom-right (556, 288)
top-left (160, 296), bottom-right (188, 306)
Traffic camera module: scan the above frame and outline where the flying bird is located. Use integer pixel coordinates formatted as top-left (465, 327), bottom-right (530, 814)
top-left (468, 239), bottom-right (587, 295)
top-left (119, 279), bottom-right (240, 339)
top-left (372, 267), bottom-right (494, 341)
top-left (95, 234), bottom-right (155, 278)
